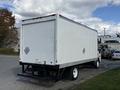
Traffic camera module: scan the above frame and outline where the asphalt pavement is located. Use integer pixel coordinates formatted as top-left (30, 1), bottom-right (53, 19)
top-left (0, 55), bottom-right (120, 90)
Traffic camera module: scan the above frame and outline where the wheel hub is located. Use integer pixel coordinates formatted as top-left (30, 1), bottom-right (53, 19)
top-left (73, 68), bottom-right (78, 78)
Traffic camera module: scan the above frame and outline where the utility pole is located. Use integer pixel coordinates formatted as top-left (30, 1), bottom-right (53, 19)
top-left (104, 28), bottom-right (106, 37)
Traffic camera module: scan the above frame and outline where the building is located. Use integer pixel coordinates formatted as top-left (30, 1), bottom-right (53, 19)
top-left (98, 35), bottom-right (120, 44)
top-left (13, 27), bottom-right (20, 52)
top-left (98, 35), bottom-right (120, 50)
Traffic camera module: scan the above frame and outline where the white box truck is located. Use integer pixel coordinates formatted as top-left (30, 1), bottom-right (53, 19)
top-left (19, 14), bottom-right (100, 80)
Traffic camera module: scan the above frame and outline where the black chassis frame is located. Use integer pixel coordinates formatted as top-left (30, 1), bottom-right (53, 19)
top-left (18, 62), bottom-right (65, 80)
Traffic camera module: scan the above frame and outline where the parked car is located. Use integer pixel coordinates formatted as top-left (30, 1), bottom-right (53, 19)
top-left (112, 51), bottom-right (120, 59)
top-left (101, 48), bottom-right (112, 59)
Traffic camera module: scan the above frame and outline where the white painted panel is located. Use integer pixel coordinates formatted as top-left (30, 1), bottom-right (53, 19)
top-left (57, 16), bottom-right (98, 65)
top-left (21, 20), bottom-right (55, 65)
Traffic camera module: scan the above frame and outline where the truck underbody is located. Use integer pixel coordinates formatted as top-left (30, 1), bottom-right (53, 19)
top-left (18, 59), bottom-right (100, 81)
top-left (18, 62), bottom-right (65, 81)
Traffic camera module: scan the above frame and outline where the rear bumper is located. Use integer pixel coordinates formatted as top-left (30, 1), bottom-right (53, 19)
top-left (112, 56), bottom-right (120, 59)
top-left (19, 62), bottom-right (59, 70)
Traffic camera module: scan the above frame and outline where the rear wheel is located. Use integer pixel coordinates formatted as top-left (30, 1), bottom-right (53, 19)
top-left (69, 66), bottom-right (79, 80)
top-left (94, 60), bottom-right (100, 68)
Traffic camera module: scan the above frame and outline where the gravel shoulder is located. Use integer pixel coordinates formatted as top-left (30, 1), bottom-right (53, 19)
top-left (0, 55), bottom-right (120, 90)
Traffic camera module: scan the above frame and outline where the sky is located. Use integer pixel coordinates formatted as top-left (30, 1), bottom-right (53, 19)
top-left (0, 0), bottom-right (120, 35)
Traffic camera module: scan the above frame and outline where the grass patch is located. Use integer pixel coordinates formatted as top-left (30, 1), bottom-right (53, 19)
top-left (70, 68), bottom-right (120, 90)
top-left (0, 48), bottom-right (19, 55)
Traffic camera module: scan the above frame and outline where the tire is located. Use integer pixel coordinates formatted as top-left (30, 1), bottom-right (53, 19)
top-left (69, 66), bottom-right (79, 80)
top-left (94, 60), bottom-right (100, 68)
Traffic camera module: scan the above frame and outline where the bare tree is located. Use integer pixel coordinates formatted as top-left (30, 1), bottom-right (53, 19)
top-left (116, 33), bottom-right (120, 38)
